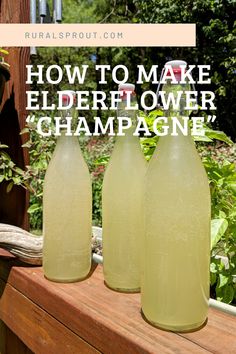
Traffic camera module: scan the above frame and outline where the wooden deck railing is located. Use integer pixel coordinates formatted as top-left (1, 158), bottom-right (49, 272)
top-left (0, 250), bottom-right (235, 354)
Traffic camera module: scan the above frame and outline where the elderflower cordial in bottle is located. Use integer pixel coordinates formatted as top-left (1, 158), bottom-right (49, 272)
top-left (142, 60), bottom-right (211, 331)
top-left (102, 83), bottom-right (147, 292)
top-left (43, 93), bottom-right (92, 282)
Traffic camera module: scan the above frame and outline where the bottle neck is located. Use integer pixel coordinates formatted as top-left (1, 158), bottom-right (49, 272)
top-left (164, 117), bottom-right (191, 138)
top-left (117, 93), bottom-right (138, 126)
top-left (162, 81), bottom-right (191, 117)
top-left (113, 128), bottom-right (142, 157)
top-left (161, 80), bottom-right (192, 140)
top-left (116, 126), bottom-right (138, 141)
top-left (55, 131), bottom-right (80, 149)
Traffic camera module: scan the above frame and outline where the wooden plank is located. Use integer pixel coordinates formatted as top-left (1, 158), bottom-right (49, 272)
top-left (0, 281), bottom-right (100, 354)
top-left (0, 322), bottom-right (34, 354)
top-left (0, 0), bottom-right (30, 230)
top-left (0, 272), bottom-right (33, 354)
top-left (7, 264), bottom-right (211, 354)
top-left (179, 308), bottom-right (236, 354)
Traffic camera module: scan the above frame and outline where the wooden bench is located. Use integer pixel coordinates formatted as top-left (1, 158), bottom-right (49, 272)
top-left (0, 250), bottom-right (235, 354)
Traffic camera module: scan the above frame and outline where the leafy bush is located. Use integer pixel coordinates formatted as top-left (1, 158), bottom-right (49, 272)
top-left (23, 124), bottom-right (56, 230)
top-left (0, 143), bottom-right (26, 191)
top-left (203, 154), bottom-right (236, 304)
top-left (133, 0), bottom-right (236, 140)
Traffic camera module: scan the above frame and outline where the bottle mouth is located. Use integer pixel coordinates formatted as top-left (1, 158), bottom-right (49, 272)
top-left (164, 60), bottom-right (187, 78)
top-left (119, 89), bottom-right (136, 100)
top-left (62, 91), bottom-right (76, 107)
top-left (118, 83), bottom-right (135, 91)
top-left (166, 67), bottom-right (182, 74)
top-left (118, 83), bottom-right (136, 101)
top-left (164, 59), bottom-right (187, 68)
top-left (155, 60), bottom-right (190, 108)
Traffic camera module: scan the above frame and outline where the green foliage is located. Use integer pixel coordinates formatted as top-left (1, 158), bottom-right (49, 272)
top-left (210, 257), bottom-right (236, 304)
top-left (132, 0), bottom-right (236, 140)
top-left (0, 48), bottom-right (10, 67)
top-left (80, 136), bottom-right (114, 226)
top-left (194, 126), bottom-right (234, 145)
top-left (23, 124), bottom-right (56, 230)
top-left (211, 218), bottom-right (228, 249)
top-left (0, 144), bottom-right (31, 192)
top-left (203, 156), bottom-right (236, 304)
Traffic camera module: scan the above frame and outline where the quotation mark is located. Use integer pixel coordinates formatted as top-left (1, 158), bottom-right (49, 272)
top-left (207, 115), bottom-right (216, 123)
top-left (26, 114), bottom-right (35, 123)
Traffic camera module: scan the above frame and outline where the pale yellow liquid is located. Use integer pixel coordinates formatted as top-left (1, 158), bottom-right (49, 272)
top-left (43, 134), bottom-right (92, 282)
top-left (102, 128), bottom-right (147, 292)
top-left (142, 126), bottom-right (211, 331)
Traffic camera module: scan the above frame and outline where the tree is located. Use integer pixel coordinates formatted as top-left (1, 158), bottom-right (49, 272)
top-left (133, 0), bottom-right (236, 140)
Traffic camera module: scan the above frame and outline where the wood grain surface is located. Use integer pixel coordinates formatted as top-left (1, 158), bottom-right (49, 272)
top-left (0, 280), bottom-right (100, 354)
top-left (0, 263), bottom-right (234, 354)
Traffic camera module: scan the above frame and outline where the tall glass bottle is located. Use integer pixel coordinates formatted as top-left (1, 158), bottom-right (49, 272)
top-left (43, 94), bottom-right (92, 282)
top-left (102, 83), bottom-right (147, 292)
top-left (142, 60), bottom-right (211, 331)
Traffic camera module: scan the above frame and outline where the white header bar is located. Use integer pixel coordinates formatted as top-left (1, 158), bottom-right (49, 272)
top-left (0, 24), bottom-right (196, 47)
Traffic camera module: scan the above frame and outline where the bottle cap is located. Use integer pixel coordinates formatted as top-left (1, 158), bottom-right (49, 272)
top-left (62, 91), bottom-right (76, 106)
top-left (164, 60), bottom-right (187, 75)
top-left (118, 83), bottom-right (135, 92)
top-left (118, 83), bottom-right (136, 101)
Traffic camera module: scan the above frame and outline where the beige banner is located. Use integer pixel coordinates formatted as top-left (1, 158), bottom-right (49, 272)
top-left (0, 24), bottom-right (196, 47)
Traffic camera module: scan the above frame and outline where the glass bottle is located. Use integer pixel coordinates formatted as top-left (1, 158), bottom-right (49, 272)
top-left (102, 83), bottom-right (147, 292)
top-left (43, 94), bottom-right (92, 282)
top-left (141, 60), bottom-right (211, 331)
